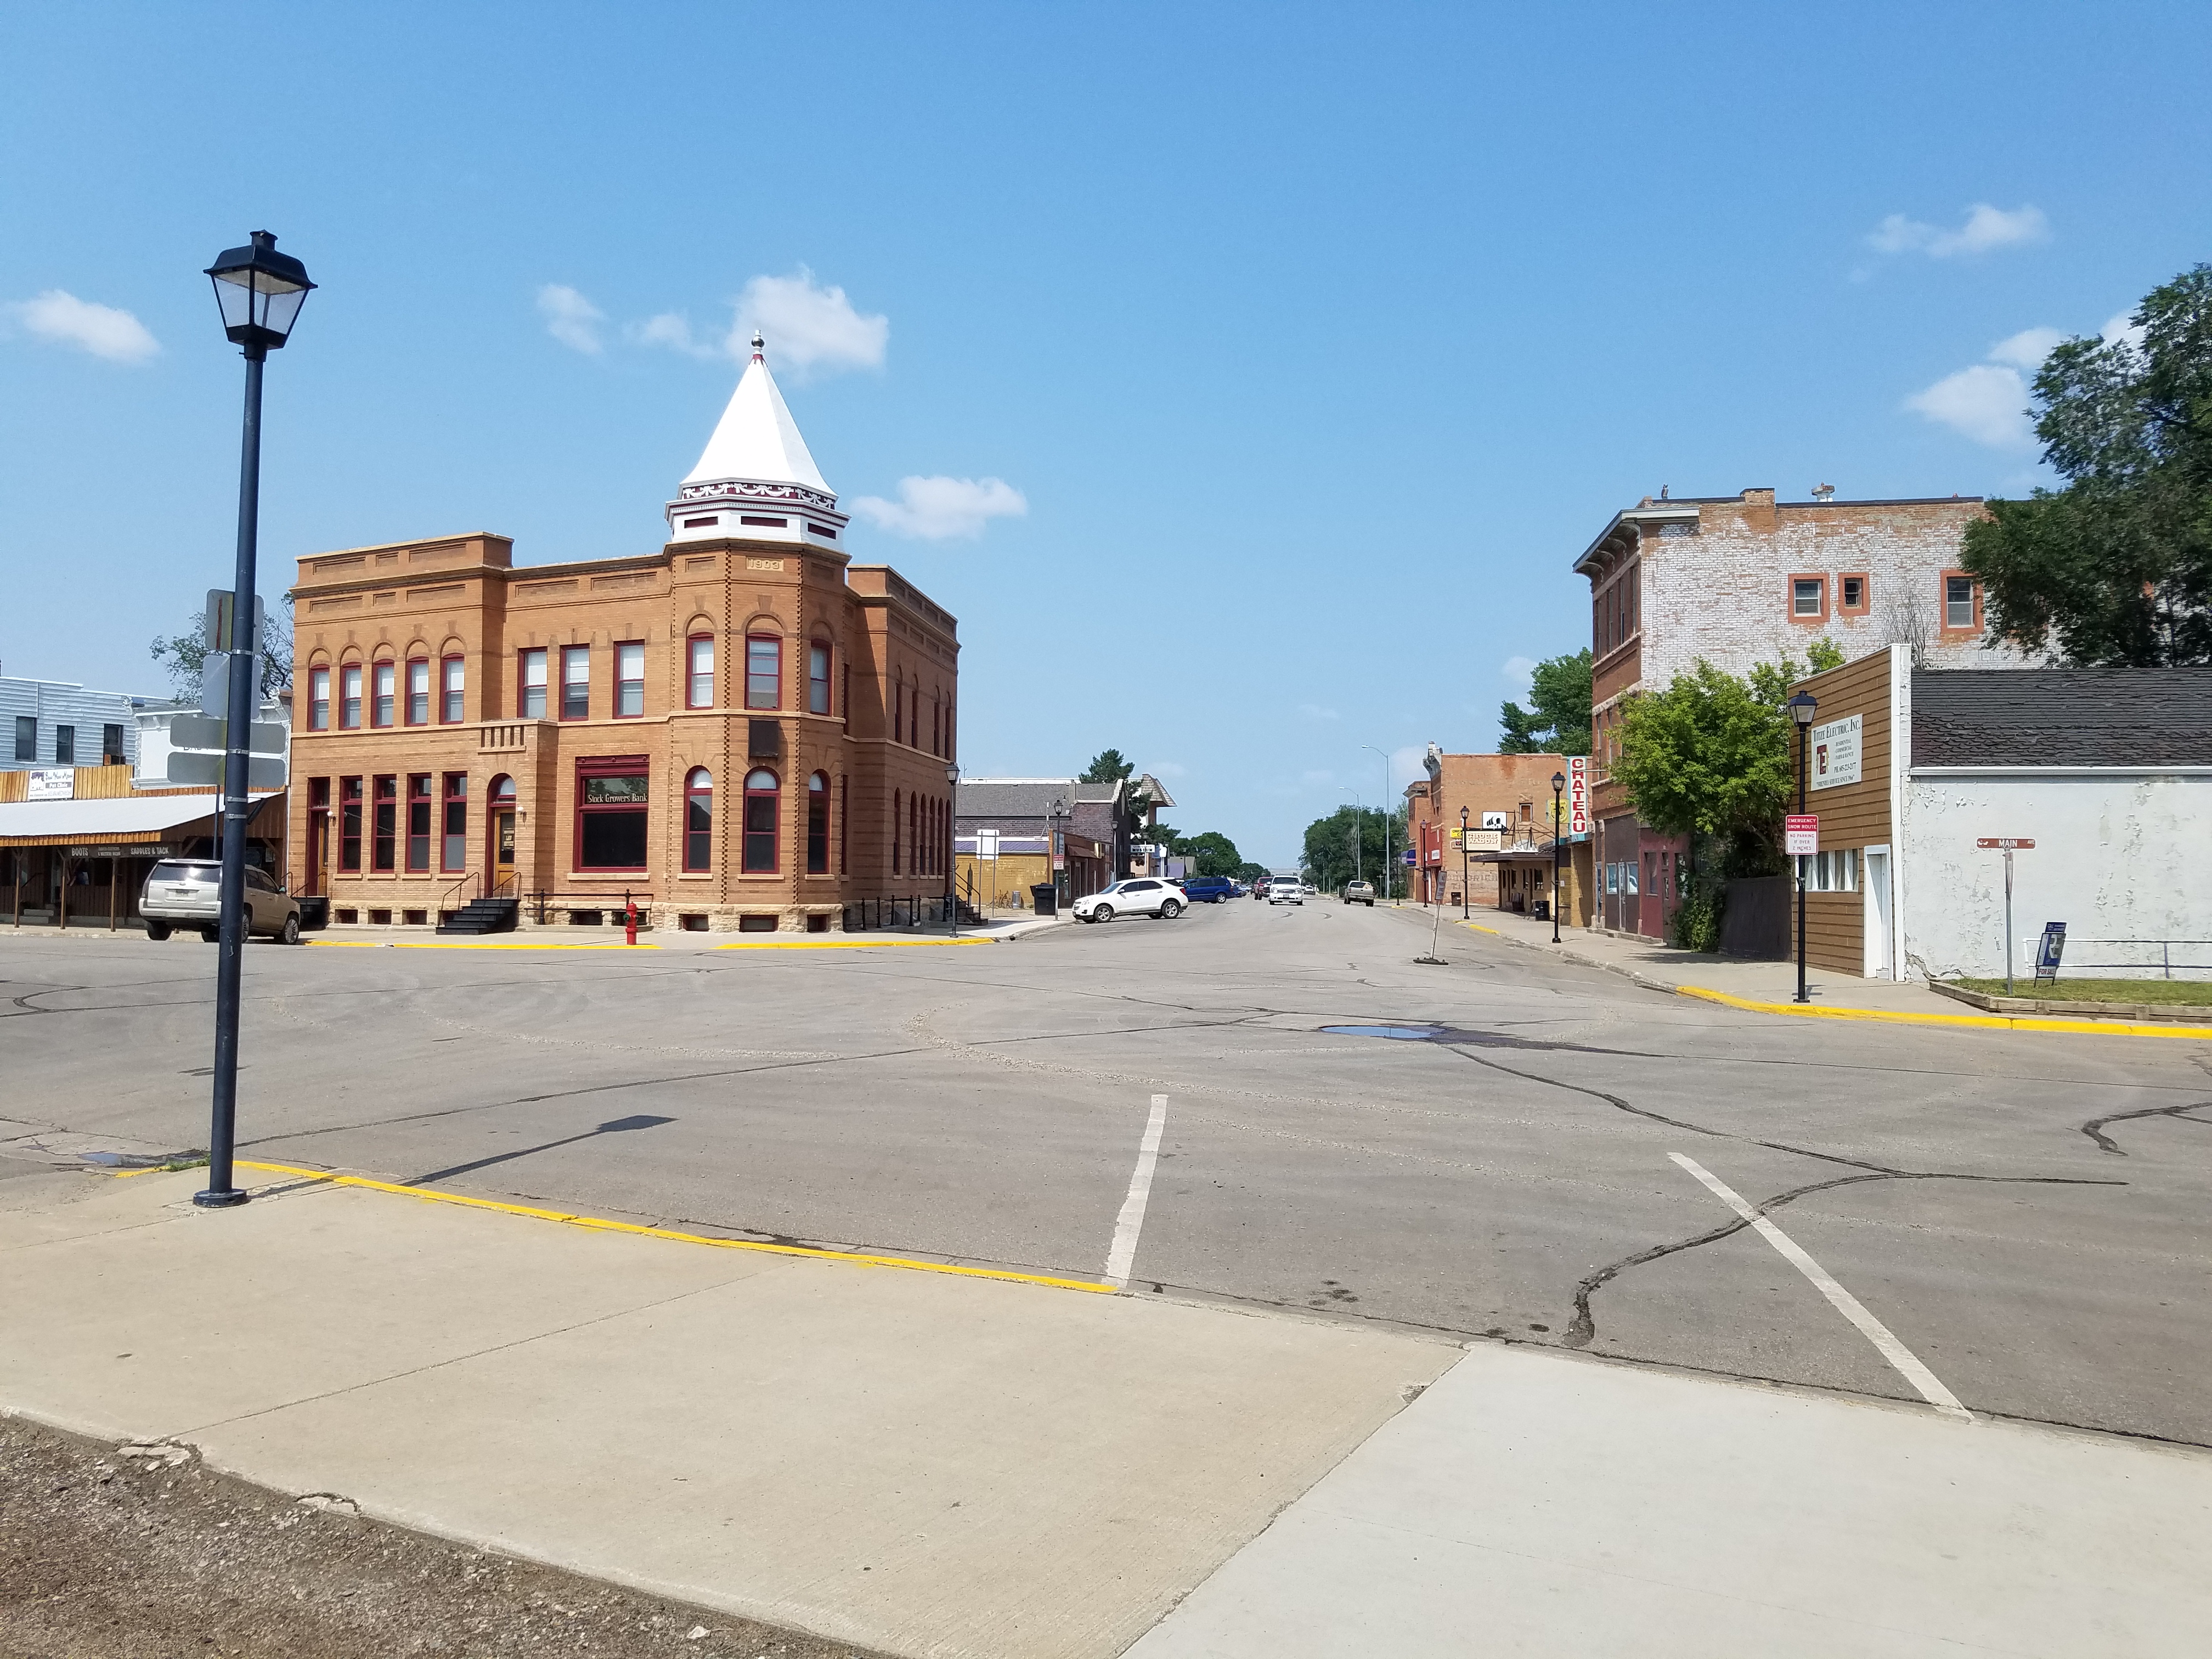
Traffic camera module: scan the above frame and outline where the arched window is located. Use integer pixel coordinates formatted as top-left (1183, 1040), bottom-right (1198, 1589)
top-left (808, 644), bottom-right (832, 715)
top-left (685, 768), bottom-right (713, 872)
top-left (807, 772), bottom-right (830, 873)
top-left (742, 769), bottom-right (779, 873)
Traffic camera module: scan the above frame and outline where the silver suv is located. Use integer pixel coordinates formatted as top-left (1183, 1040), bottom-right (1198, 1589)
top-left (142, 860), bottom-right (302, 944)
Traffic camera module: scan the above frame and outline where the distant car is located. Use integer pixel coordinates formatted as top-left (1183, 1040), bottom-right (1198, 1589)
top-left (1267, 878), bottom-right (1305, 906)
top-left (1179, 876), bottom-right (1237, 903)
top-left (1342, 880), bottom-right (1376, 906)
top-left (1073, 878), bottom-right (1184, 923)
top-left (142, 859), bottom-right (302, 944)
top-left (1251, 879), bottom-right (1268, 900)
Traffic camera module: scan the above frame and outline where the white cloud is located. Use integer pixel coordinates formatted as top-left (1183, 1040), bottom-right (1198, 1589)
top-left (853, 475), bottom-right (1027, 540)
top-left (2101, 310), bottom-right (2147, 353)
top-left (6, 289), bottom-right (159, 363)
top-left (736, 268), bottom-right (887, 377)
top-left (1906, 363), bottom-right (2034, 448)
top-left (1866, 203), bottom-right (2050, 259)
top-left (1500, 656), bottom-right (1538, 697)
top-left (1987, 326), bottom-right (2064, 369)
top-left (1297, 702), bottom-right (1341, 721)
top-left (537, 284), bottom-right (606, 354)
top-left (629, 311), bottom-right (715, 358)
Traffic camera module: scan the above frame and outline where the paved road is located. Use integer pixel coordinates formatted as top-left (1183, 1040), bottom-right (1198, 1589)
top-left (6, 901), bottom-right (2209, 1444)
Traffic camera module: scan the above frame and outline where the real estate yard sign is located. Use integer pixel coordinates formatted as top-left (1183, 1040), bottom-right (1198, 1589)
top-left (1810, 714), bottom-right (1862, 791)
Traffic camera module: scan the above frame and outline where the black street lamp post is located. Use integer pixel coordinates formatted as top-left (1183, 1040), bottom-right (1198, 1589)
top-left (945, 763), bottom-right (961, 936)
top-left (1788, 691), bottom-right (1819, 1005)
top-left (196, 231), bottom-right (313, 1210)
top-left (1551, 771), bottom-right (1565, 943)
top-left (1458, 806), bottom-right (1470, 919)
top-left (1049, 795), bottom-right (1068, 907)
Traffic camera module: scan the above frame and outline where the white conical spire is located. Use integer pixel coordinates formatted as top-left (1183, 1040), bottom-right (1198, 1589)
top-left (665, 334), bottom-right (849, 547)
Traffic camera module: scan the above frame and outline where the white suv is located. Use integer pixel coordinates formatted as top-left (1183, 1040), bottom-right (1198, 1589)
top-left (1073, 878), bottom-right (1184, 923)
top-left (1267, 877), bottom-right (1306, 905)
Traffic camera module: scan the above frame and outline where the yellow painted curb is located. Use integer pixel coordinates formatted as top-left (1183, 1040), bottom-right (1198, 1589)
top-left (1678, 984), bottom-right (2206, 1040)
top-left (235, 1160), bottom-right (1114, 1294)
top-left (1457, 921), bottom-right (1501, 935)
top-left (306, 938), bottom-right (659, 951)
top-left (712, 935), bottom-right (997, 950)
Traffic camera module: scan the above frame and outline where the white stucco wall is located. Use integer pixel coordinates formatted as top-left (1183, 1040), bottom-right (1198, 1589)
top-left (1899, 770), bottom-right (2212, 980)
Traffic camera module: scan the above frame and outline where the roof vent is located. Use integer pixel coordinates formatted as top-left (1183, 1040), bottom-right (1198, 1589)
top-left (1812, 483), bottom-right (1836, 503)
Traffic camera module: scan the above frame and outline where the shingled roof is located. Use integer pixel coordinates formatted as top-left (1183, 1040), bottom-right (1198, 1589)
top-left (1911, 668), bottom-right (2212, 766)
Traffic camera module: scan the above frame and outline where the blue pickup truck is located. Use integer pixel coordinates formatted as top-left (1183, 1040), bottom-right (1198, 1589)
top-left (1177, 875), bottom-right (1238, 903)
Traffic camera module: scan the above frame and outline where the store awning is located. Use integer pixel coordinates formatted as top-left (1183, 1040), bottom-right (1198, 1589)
top-left (0, 792), bottom-right (279, 849)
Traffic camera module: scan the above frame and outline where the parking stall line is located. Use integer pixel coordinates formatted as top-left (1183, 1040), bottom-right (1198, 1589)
top-left (1669, 1153), bottom-right (1973, 1423)
top-left (1105, 1094), bottom-right (1170, 1289)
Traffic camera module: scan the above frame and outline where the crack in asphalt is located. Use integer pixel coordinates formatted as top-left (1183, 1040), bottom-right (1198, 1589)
top-left (2079, 1099), bottom-right (2212, 1155)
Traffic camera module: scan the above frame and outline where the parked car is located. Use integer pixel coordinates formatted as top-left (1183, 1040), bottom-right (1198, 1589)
top-left (1179, 876), bottom-right (1237, 903)
top-left (1073, 878), bottom-right (1185, 923)
top-left (1267, 878), bottom-right (1305, 906)
top-left (142, 859), bottom-right (302, 944)
top-left (1342, 880), bottom-right (1376, 906)
top-left (1251, 878), bottom-right (1269, 900)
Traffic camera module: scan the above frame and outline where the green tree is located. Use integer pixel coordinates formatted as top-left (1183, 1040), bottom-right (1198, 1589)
top-left (1499, 648), bottom-right (1593, 754)
top-left (150, 595), bottom-right (294, 699)
top-left (1182, 830), bottom-right (1245, 877)
top-left (1962, 263), bottom-right (2212, 665)
top-left (1300, 804), bottom-right (1405, 894)
top-left (1080, 749), bottom-right (1135, 783)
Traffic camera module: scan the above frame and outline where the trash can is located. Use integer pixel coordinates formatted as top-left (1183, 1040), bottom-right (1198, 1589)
top-left (1029, 883), bottom-right (1058, 917)
top-left (1531, 899), bottom-right (1550, 921)
top-left (297, 896), bottom-right (330, 930)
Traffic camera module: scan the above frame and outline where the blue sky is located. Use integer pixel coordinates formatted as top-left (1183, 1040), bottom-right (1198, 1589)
top-left (4, 2), bottom-right (2207, 863)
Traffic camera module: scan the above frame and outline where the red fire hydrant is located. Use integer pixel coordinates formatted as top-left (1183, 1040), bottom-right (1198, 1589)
top-left (625, 893), bottom-right (638, 946)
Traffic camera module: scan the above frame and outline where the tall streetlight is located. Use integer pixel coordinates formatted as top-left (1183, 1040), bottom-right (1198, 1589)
top-left (1362, 744), bottom-right (1392, 901)
top-left (1049, 795), bottom-right (1068, 908)
top-left (1458, 806), bottom-right (1470, 919)
top-left (196, 231), bottom-right (314, 1211)
top-left (945, 762), bottom-right (961, 936)
top-left (1338, 787), bottom-right (1362, 888)
top-left (1787, 691), bottom-right (1819, 1004)
top-left (1550, 771), bottom-right (1566, 943)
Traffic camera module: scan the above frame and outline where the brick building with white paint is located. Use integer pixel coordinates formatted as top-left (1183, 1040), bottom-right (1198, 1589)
top-left (1572, 486), bottom-right (2022, 939)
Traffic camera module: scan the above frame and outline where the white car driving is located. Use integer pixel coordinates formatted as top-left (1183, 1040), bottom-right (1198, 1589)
top-left (1267, 876), bottom-right (1306, 905)
top-left (1073, 878), bottom-right (1184, 922)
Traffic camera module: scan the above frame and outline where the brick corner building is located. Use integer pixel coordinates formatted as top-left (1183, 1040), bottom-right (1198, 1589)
top-left (288, 337), bottom-right (959, 934)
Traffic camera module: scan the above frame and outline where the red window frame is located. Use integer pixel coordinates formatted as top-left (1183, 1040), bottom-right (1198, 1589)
top-left (742, 768), bottom-right (780, 873)
top-left (440, 655), bottom-right (465, 723)
top-left (371, 659), bottom-right (397, 727)
top-left (518, 649), bottom-right (548, 719)
top-left (746, 634), bottom-right (782, 710)
top-left (1837, 572), bottom-right (1871, 617)
top-left (372, 775), bottom-right (398, 870)
top-left (405, 657), bottom-right (431, 725)
top-left (1940, 570), bottom-right (1984, 635)
top-left (687, 635), bottom-right (715, 709)
top-left (441, 774), bottom-right (468, 872)
top-left (684, 768), bottom-right (713, 872)
top-left (806, 772), bottom-right (830, 873)
top-left (1788, 573), bottom-right (1829, 625)
top-left (560, 645), bottom-right (590, 721)
top-left (614, 641), bottom-right (645, 719)
top-left (308, 667), bottom-right (330, 731)
top-left (808, 643), bottom-right (832, 715)
top-left (574, 754), bottom-right (650, 872)
top-left (405, 774), bottom-right (433, 871)
top-left (339, 776), bottom-right (363, 871)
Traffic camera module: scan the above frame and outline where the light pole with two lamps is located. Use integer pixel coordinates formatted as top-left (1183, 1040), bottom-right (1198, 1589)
top-left (196, 231), bottom-right (314, 1211)
top-left (1550, 770), bottom-right (1566, 943)
top-left (1787, 691), bottom-right (1819, 1004)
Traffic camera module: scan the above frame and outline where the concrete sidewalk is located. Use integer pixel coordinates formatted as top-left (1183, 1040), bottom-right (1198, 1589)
top-left (5, 1160), bottom-right (2208, 1657)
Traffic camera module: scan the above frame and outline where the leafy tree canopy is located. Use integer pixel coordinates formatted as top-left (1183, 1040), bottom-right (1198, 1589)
top-left (1299, 803), bottom-right (1406, 895)
top-left (1500, 649), bottom-right (1593, 754)
top-left (1080, 749), bottom-right (1134, 783)
top-left (150, 595), bottom-right (294, 699)
top-left (1962, 263), bottom-right (2212, 665)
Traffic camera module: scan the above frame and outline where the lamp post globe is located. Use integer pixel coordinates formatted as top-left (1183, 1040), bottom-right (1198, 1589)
top-left (195, 232), bottom-right (314, 1212)
top-left (1786, 693), bottom-right (1817, 1003)
top-left (1550, 771), bottom-right (1565, 943)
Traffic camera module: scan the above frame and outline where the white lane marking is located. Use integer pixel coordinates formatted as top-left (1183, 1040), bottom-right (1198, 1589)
top-left (1669, 1153), bottom-right (1973, 1423)
top-left (1105, 1094), bottom-right (1170, 1288)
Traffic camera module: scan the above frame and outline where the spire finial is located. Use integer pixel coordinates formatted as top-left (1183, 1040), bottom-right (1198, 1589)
top-left (751, 330), bottom-right (765, 363)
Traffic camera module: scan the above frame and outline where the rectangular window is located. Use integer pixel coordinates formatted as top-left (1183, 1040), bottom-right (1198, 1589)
top-left (340, 777), bottom-right (363, 871)
top-left (102, 723), bottom-right (125, 763)
top-left (561, 645), bottom-right (590, 720)
top-left (1944, 573), bottom-right (1981, 631)
top-left (807, 778), bottom-right (829, 873)
top-left (808, 644), bottom-right (831, 715)
top-left (441, 656), bottom-right (465, 723)
top-left (687, 636), bottom-right (714, 708)
top-left (373, 662), bottom-right (396, 726)
top-left (932, 701), bottom-right (941, 756)
top-left (341, 665), bottom-right (363, 727)
top-left (13, 715), bottom-right (34, 761)
top-left (684, 770), bottom-right (713, 872)
top-left (894, 681), bottom-right (904, 744)
top-left (615, 642), bottom-right (645, 718)
top-left (442, 774), bottom-right (467, 872)
top-left (309, 668), bottom-right (330, 730)
top-left (373, 776), bottom-right (397, 871)
top-left (405, 658), bottom-right (430, 725)
top-left (54, 724), bottom-right (75, 765)
top-left (838, 775), bottom-right (848, 874)
top-left (1791, 575), bottom-right (1826, 620)
top-left (520, 649), bottom-right (548, 719)
top-left (1839, 573), bottom-right (1870, 615)
top-left (576, 759), bottom-right (650, 870)
top-left (746, 635), bottom-right (781, 709)
top-left (742, 771), bottom-right (779, 873)
top-left (406, 774), bottom-right (432, 871)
